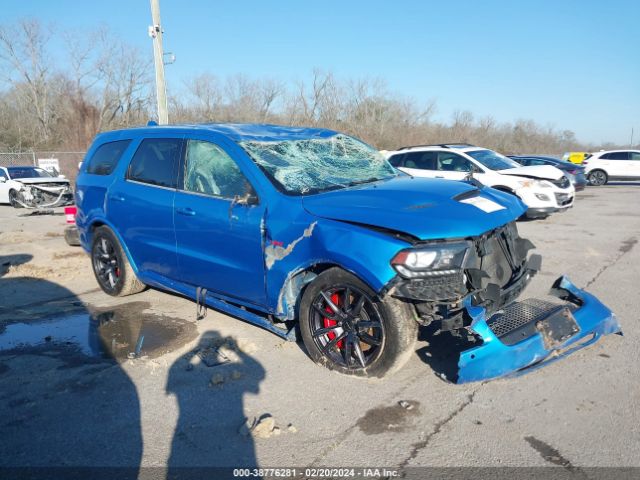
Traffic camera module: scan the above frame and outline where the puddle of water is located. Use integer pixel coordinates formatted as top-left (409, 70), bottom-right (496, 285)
top-left (0, 302), bottom-right (198, 361)
top-left (356, 401), bottom-right (421, 435)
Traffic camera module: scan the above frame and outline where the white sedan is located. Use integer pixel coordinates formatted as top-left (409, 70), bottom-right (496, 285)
top-left (0, 166), bottom-right (73, 208)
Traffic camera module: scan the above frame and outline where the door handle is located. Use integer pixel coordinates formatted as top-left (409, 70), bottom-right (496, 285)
top-left (109, 194), bottom-right (125, 202)
top-left (176, 207), bottom-right (196, 216)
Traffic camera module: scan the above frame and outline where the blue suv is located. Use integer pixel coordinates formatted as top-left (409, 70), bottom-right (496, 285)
top-left (76, 124), bottom-right (620, 381)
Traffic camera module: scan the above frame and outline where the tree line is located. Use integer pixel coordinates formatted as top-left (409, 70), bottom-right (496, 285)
top-left (0, 19), bottom-right (632, 155)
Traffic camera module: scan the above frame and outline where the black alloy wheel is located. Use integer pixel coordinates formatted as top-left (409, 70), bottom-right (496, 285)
top-left (92, 235), bottom-right (121, 292)
top-left (308, 285), bottom-right (385, 370)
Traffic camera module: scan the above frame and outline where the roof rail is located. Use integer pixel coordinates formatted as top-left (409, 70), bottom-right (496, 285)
top-left (397, 143), bottom-right (475, 150)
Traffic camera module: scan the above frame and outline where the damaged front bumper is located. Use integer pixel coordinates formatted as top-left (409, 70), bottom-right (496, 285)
top-left (12, 183), bottom-right (74, 209)
top-left (456, 276), bottom-right (621, 383)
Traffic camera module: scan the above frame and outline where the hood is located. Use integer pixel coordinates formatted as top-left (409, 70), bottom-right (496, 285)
top-left (302, 176), bottom-right (526, 241)
top-left (498, 165), bottom-right (564, 181)
top-left (13, 177), bottom-right (70, 185)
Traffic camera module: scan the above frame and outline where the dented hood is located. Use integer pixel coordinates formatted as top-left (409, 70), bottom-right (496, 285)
top-left (302, 176), bottom-right (526, 241)
top-left (498, 165), bottom-right (564, 181)
top-left (13, 177), bottom-right (70, 185)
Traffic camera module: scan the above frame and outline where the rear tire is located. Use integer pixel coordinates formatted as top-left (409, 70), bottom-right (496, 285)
top-left (299, 267), bottom-right (417, 378)
top-left (91, 226), bottom-right (146, 297)
top-left (588, 170), bottom-right (607, 186)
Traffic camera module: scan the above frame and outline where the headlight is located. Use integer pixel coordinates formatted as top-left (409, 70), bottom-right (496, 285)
top-left (391, 242), bottom-right (470, 278)
top-left (535, 180), bottom-right (554, 188)
top-left (516, 180), bottom-right (534, 189)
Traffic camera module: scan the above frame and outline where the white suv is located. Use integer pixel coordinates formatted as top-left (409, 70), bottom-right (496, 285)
top-left (385, 144), bottom-right (575, 219)
top-left (582, 150), bottom-right (640, 186)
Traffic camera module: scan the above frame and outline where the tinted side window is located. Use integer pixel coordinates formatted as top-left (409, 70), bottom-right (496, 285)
top-left (0, 169), bottom-right (7, 180)
top-left (604, 152), bottom-right (629, 160)
top-left (403, 151), bottom-right (437, 170)
top-left (183, 140), bottom-right (254, 199)
top-left (127, 138), bottom-right (181, 188)
top-left (86, 140), bottom-right (131, 175)
top-left (630, 152), bottom-right (640, 160)
top-left (387, 154), bottom-right (405, 167)
top-left (437, 152), bottom-right (472, 172)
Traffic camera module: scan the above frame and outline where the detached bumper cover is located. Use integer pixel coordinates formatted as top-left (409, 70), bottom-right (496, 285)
top-left (457, 276), bottom-right (621, 383)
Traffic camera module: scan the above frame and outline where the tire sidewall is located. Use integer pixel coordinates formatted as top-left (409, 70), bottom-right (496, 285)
top-left (299, 268), bottom-right (416, 378)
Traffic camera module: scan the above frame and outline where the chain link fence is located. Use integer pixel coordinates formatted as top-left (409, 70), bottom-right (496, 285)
top-left (0, 152), bottom-right (36, 167)
top-left (0, 151), bottom-right (86, 185)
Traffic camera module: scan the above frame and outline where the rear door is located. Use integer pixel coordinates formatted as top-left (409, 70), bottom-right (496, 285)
top-left (173, 136), bottom-right (267, 307)
top-left (107, 135), bottom-right (182, 278)
top-left (627, 152), bottom-right (640, 178)
top-left (604, 151), bottom-right (630, 177)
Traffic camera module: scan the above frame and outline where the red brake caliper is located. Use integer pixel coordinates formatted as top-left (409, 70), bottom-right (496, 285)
top-left (323, 292), bottom-right (344, 349)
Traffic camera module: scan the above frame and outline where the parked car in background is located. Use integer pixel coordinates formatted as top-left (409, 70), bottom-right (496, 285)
top-left (0, 165), bottom-right (73, 208)
top-left (508, 155), bottom-right (587, 191)
top-left (562, 152), bottom-right (590, 164)
top-left (582, 150), bottom-right (640, 186)
top-left (75, 124), bottom-right (619, 382)
top-left (385, 144), bottom-right (575, 219)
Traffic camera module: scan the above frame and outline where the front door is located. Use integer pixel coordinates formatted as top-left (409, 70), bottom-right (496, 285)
top-left (173, 138), bottom-right (266, 307)
top-left (434, 151), bottom-right (474, 180)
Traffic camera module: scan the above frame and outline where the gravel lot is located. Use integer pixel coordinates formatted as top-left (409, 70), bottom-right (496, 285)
top-left (0, 185), bottom-right (638, 477)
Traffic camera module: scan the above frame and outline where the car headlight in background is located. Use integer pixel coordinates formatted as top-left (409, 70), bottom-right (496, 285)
top-left (391, 242), bottom-right (470, 278)
top-left (535, 180), bottom-right (554, 188)
top-left (516, 180), bottom-right (534, 189)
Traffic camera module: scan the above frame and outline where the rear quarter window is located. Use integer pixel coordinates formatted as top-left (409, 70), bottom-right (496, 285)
top-left (85, 140), bottom-right (132, 175)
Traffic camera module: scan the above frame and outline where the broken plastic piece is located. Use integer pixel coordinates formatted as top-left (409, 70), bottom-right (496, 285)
top-left (456, 276), bottom-right (621, 384)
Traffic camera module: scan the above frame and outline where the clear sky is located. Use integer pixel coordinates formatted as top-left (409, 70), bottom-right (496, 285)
top-left (3, 0), bottom-right (639, 144)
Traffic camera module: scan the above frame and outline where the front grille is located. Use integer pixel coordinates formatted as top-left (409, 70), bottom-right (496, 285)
top-left (487, 298), bottom-right (575, 345)
top-left (554, 192), bottom-right (573, 206)
top-left (551, 176), bottom-right (570, 189)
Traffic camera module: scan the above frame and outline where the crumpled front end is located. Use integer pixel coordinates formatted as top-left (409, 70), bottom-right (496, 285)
top-left (12, 182), bottom-right (74, 209)
top-left (457, 276), bottom-right (621, 383)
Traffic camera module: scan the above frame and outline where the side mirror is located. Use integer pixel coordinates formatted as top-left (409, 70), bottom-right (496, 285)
top-left (236, 192), bottom-right (259, 206)
top-left (471, 164), bottom-right (483, 174)
top-left (0, 177), bottom-right (5, 183)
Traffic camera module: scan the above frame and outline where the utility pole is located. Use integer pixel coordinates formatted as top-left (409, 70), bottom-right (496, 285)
top-left (149, 0), bottom-right (168, 124)
top-left (631, 127), bottom-right (635, 148)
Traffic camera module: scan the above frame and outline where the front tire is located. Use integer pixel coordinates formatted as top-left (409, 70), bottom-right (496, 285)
top-left (91, 226), bottom-right (146, 296)
top-left (588, 170), bottom-right (607, 186)
top-left (299, 268), bottom-right (417, 378)
top-left (8, 190), bottom-right (23, 208)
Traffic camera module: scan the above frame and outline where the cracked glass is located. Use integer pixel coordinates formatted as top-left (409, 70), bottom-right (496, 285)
top-left (240, 134), bottom-right (397, 195)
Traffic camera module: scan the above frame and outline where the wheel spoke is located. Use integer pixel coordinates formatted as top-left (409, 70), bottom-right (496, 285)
top-left (312, 303), bottom-right (337, 320)
top-left (312, 325), bottom-right (341, 338)
top-left (357, 320), bottom-right (382, 329)
top-left (352, 340), bottom-right (367, 368)
top-left (358, 331), bottom-right (381, 346)
top-left (343, 335), bottom-right (353, 367)
top-left (344, 287), bottom-right (351, 310)
top-left (321, 331), bottom-right (346, 355)
top-left (320, 291), bottom-right (340, 315)
top-left (351, 294), bottom-right (366, 316)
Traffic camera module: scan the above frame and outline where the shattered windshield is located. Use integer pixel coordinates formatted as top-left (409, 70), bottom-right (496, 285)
top-left (466, 149), bottom-right (521, 171)
top-left (240, 134), bottom-right (398, 195)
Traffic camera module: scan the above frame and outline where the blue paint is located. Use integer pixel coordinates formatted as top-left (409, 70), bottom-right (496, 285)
top-left (457, 276), bottom-right (621, 384)
top-left (76, 124), bottom-right (618, 378)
